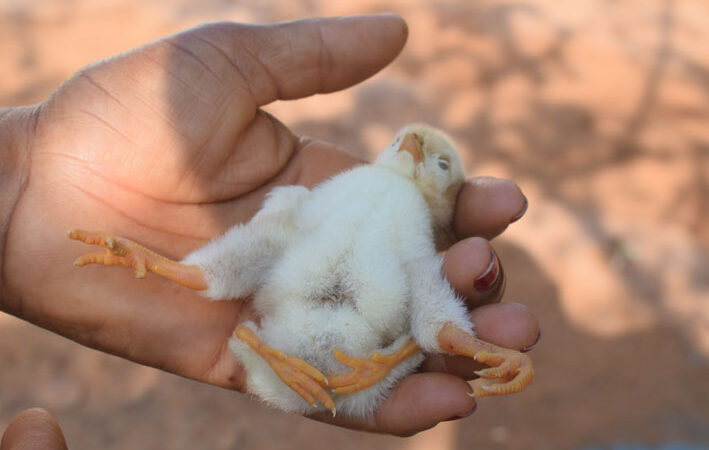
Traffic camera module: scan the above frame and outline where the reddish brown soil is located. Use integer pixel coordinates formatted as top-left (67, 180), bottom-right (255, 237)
top-left (1, 1), bottom-right (707, 449)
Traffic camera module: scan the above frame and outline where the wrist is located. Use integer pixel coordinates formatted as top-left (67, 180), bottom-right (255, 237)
top-left (0, 105), bottom-right (38, 308)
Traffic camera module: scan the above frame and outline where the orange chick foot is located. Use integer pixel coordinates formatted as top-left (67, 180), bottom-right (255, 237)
top-left (328, 338), bottom-right (420, 395)
top-left (468, 346), bottom-right (533, 398)
top-left (234, 325), bottom-right (336, 415)
top-left (68, 228), bottom-right (206, 290)
top-left (69, 228), bottom-right (151, 276)
top-left (438, 323), bottom-right (533, 398)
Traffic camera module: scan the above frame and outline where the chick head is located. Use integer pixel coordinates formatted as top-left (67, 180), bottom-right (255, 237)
top-left (375, 124), bottom-right (466, 246)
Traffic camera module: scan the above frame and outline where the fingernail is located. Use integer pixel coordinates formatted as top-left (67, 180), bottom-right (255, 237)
top-left (510, 194), bottom-right (528, 223)
top-left (444, 404), bottom-right (477, 421)
top-left (473, 250), bottom-right (500, 292)
top-left (522, 329), bottom-right (542, 353)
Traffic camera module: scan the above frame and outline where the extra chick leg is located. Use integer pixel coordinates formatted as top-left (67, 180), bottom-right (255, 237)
top-left (438, 322), bottom-right (533, 398)
top-left (234, 326), bottom-right (336, 415)
top-left (68, 228), bottom-right (207, 291)
top-left (327, 338), bottom-right (420, 394)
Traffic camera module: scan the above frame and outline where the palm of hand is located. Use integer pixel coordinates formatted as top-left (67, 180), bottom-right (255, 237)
top-left (4, 18), bottom-right (538, 435)
top-left (10, 24), bottom-right (363, 389)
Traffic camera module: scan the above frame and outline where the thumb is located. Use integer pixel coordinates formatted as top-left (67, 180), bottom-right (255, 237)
top-left (183, 14), bottom-right (409, 105)
top-left (1, 408), bottom-right (68, 450)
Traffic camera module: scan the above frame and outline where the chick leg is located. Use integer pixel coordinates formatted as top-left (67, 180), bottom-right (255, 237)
top-left (438, 323), bottom-right (533, 398)
top-left (327, 338), bottom-right (420, 394)
top-left (68, 228), bottom-right (207, 291)
top-left (234, 325), bottom-right (336, 415)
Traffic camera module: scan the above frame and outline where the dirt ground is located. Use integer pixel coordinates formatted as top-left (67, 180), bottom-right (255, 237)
top-left (1, 0), bottom-right (707, 449)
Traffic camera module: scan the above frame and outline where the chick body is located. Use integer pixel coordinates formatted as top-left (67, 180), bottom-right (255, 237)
top-left (183, 126), bottom-right (472, 417)
top-left (69, 126), bottom-right (535, 418)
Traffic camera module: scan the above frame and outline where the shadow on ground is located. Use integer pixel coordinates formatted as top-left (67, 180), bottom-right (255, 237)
top-left (1, 0), bottom-right (707, 449)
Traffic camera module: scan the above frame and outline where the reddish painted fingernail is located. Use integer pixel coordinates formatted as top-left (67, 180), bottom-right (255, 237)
top-left (444, 404), bottom-right (477, 421)
top-left (522, 329), bottom-right (542, 353)
top-left (510, 195), bottom-right (528, 223)
top-left (473, 250), bottom-right (500, 292)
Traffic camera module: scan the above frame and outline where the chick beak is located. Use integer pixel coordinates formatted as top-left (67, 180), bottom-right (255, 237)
top-left (397, 133), bottom-right (424, 164)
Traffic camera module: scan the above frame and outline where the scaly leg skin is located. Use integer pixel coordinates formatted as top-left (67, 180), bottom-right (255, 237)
top-left (438, 322), bottom-right (534, 398)
top-left (234, 325), bottom-right (336, 416)
top-left (327, 338), bottom-right (420, 394)
top-left (68, 228), bottom-right (207, 291)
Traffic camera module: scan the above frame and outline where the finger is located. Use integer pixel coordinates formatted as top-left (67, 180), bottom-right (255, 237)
top-left (309, 373), bottom-right (476, 436)
top-left (454, 177), bottom-right (528, 240)
top-left (1, 408), bottom-right (67, 450)
top-left (442, 237), bottom-right (505, 307)
top-left (422, 303), bottom-right (540, 379)
top-left (472, 303), bottom-right (540, 351)
top-left (197, 14), bottom-right (408, 106)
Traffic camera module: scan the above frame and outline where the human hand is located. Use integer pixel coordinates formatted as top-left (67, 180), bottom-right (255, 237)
top-left (1, 408), bottom-right (67, 450)
top-left (1, 15), bottom-right (539, 436)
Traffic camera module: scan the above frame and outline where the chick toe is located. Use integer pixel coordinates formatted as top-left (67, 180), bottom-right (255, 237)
top-left (234, 325), bottom-right (335, 413)
top-left (328, 338), bottom-right (420, 394)
top-left (437, 322), bottom-right (533, 398)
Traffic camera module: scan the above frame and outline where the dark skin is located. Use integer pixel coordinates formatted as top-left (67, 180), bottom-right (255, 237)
top-left (0, 15), bottom-right (539, 437)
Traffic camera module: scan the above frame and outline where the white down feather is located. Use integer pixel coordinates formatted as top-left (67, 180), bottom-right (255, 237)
top-left (182, 128), bottom-right (472, 417)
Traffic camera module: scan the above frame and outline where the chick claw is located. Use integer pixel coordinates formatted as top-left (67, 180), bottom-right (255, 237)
top-left (234, 326), bottom-right (336, 416)
top-left (328, 338), bottom-right (420, 395)
top-left (68, 228), bottom-right (207, 290)
top-left (438, 323), bottom-right (533, 398)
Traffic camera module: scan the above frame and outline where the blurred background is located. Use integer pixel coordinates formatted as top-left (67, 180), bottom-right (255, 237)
top-left (1, 0), bottom-right (707, 448)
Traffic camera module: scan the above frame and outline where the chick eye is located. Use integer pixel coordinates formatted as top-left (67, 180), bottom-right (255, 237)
top-left (437, 159), bottom-right (450, 170)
